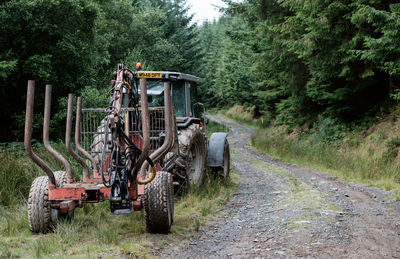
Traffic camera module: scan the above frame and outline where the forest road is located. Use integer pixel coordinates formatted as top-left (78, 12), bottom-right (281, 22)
top-left (160, 115), bottom-right (400, 258)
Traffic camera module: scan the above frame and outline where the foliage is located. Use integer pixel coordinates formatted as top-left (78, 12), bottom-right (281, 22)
top-left (197, 17), bottom-right (257, 108)
top-left (199, 0), bottom-right (400, 133)
top-left (2, 0), bottom-right (399, 142)
top-left (0, 0), bottom-right (200, 142)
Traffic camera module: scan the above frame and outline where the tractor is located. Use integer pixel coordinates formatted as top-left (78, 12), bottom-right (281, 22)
top-left (24, 64), bottom-right (230, 234)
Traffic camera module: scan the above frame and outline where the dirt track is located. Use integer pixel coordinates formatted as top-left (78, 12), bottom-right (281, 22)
top-left (160, 116), bottom-right (400, 258)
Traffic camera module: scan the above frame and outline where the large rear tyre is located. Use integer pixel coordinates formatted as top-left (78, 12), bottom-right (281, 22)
top-left (144, 171), bottom-right (174, 233)
top-left (177, 124), bottom-right (207, 187)
top-left (28, 171), bottom-right (74, 233)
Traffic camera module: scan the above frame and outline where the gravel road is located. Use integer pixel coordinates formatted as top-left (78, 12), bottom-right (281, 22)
top-left (160, 115), bottom-right (400, 258)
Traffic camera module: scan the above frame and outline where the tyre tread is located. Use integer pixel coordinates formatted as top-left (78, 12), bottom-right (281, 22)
top-left (144, 171), bottom-right (173, 233)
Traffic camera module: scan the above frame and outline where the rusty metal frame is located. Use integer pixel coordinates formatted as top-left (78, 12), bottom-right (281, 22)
top-left (65, 94), bottom-right (90, 182)
top-left (131, 78), bottom-right (151, 175)
top-left (139, 81), bottom-right (174, 174)
top-left (43, 85), bottom-right (74, 184)
top-left (24, 80), bottom-right (57, 186)
top-left (24, 65), bottom-right (179, 211)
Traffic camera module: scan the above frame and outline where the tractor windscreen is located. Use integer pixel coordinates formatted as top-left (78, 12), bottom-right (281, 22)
top-left (139, 79), bottom-right (186, 117)
top-left (147, 80), bottom-right (164, 107)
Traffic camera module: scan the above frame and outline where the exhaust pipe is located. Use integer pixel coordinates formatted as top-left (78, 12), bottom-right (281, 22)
top-left (66, 94), bottom-right (90, 181)
top-left (43, 85), bottom-right (73, 184)
top-left (24, 81), bottom-right (56, 186)
top-left (75, 96), bottom-right (99, 177)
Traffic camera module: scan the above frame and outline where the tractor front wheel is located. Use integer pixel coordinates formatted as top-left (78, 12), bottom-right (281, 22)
top-left (144, 171), bottom-right (174, 233)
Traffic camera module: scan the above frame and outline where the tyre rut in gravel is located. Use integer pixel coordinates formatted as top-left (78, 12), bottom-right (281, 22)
top-left (159, 115), bottom-right (400, 258)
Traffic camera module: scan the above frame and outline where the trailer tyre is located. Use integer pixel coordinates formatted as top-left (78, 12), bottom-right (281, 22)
top-left (144, 171), bottom-right (174, 233)
top-left (28, 171), bottom-right (73, 233)
top-left (51, 171), bottom-right (74, 225)
top-left (28, 175), bottom-right (52, 233)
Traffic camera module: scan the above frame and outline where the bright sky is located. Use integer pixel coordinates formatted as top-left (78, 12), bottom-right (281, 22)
top-left (186, 0), bottom-right (227, 24)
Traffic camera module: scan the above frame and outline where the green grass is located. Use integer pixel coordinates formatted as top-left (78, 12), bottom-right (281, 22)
top-left (0, 170), bottom-right (236, 258)
top-left (0, 142), bottom-right (83, 207)
top-left (251, 128), bottom-right (400, 194)
top-left (205, 120), bottom-right (230, 138)
top-left (224, 105), bottom-right (268, 130)
top-left (0, 120), bottom-right (234, 258)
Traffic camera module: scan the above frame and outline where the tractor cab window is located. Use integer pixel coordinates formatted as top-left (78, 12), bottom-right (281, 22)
top-left (138, 80), bottom-right (165, 107)
top-left (137, 79), bottom-right (187, 117)
top-left (172, 81), bottom-right (186, 117)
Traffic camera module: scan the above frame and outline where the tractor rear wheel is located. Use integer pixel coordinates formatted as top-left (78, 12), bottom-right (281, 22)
top-left (28, 171), bottom-right (74, 233)
top-left (177, 124), bottom-right (206, 187)
top-left (144, 171), bottom-right (174, 233)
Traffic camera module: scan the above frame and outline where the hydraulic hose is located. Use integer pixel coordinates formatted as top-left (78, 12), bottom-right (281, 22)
top-left (137, 165), bottom-right (157, 185)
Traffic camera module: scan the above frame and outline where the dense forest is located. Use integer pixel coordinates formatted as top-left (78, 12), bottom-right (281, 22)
top-left (0, 0), bottom-right (200, 142)
top-left (200, 0), bottom-right (400, 134)
top-left (1, 0), bottom-right (400, 142)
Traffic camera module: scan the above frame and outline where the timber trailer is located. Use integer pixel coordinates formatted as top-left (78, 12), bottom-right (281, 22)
top-left (24, 64), bottom-right (230, 234)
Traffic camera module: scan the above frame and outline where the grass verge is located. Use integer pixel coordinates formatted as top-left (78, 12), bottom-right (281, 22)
top-left (223, 105), bottom-right (400, 197)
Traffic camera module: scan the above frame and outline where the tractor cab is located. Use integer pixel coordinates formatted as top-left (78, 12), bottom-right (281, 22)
top-left (133, 71), bottom-right (203, 127)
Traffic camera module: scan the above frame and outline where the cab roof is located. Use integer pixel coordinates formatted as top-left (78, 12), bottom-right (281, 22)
top-left (134, 71), bottom-right (202, 85)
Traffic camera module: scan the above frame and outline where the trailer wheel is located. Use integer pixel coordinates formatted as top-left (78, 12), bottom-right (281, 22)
top-left (28, 175), bottom-right (52, 233)
top-left (177, 124), bottom-right (206, 187)
top-left (144, 171), bottom-right (174, 233)
top-left (28, 171), bottom-right (74, 233)
top-left (51, 171), bottom-right (74, 225)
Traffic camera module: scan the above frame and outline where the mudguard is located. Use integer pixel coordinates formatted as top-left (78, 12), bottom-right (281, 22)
top-left (207, 132), bottom-right (228, 167)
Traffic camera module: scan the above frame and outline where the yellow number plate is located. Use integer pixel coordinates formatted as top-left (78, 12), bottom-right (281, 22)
top-left (138, 72), bottom-right (162, 79)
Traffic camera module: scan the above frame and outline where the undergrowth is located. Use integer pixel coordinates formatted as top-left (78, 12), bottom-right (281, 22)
top-left (0, 121), bottom-right (234, 257)
top-left (225, 105), bottom-right (267, 129)
top-left (205, 120), bottom-right (230, 138)
top-left (0, 170), bottom-right (235, 258)
top-left (0, 142), bottom-right (82, 207)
